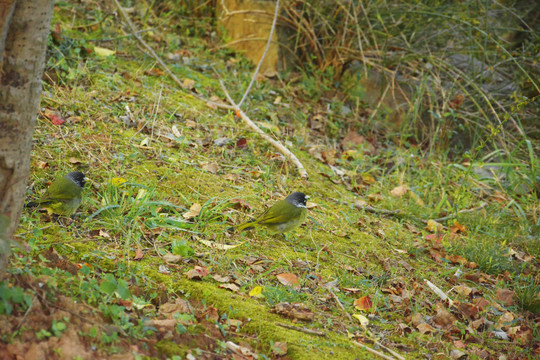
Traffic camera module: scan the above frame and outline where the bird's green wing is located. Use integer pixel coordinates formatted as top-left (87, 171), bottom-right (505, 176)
top-left (38, 178), bottom-right (81, 203)
top-left (256, 200), bottom-right (301, 225)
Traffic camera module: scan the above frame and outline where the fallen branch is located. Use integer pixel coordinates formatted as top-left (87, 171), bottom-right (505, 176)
top-left (377, 342), bottom-right (406, 360)
top-left (424, 279), bottom-right (454, 306)
top-left (275, 322), bottom-right (326, 337)
top-left (112, 0), bottom-right (308, 179)
top-left (220, 81), bottom-right (308, 179)
top-left (352, 341), bottom-right (397, 360)
top-left (340, 200), bottom-right (487, 225)
top-left (328, 288), bottom-right (404, 360)
top-left (430, 202), bottom-right (487, 223)
top-left (328, 288), bottom-right (353, 322)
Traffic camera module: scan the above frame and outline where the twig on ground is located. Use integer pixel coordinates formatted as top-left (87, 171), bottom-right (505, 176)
top-left (328, 287), bottom-right (404, 360)
top-left (352, 341), bottom-right (397, 360)
top-left (376, 342), bottom-right (405, 360)
top-left (424, 279), bottom-right (454, 306)
top-left (14, 225), bottom-right (52, 238)
top-left (16, 295), bottom-right (36, 331)
top-left (339, 200), bottom-right (487, 225)
top-left (220, 81), bottom-right (308, 179)
top-left (275, 322), bottom-right (327, 337)
top-left (88, 28), bottom-right (154, 42)
top-left (328, 288), bottom-right (353, 322)
top-left (430, 202), bottom-right (487, 223)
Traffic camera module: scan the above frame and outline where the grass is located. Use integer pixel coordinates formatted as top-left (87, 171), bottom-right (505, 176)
top-left (1, 0), bottom-right (538, 359)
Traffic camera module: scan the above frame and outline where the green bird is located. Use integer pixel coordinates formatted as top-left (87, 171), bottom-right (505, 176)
top-left (236, 192), bottom-right (309, 234)
top-left (27, 171), bottom-right (86, 216)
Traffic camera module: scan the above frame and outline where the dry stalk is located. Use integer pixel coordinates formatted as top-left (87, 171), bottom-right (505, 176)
top-left (220, 81), bottom-right (308, 179)
top-left (275, 322), bottom-right (327, 337)
top-left (352, 341), bottom-right (398, 360)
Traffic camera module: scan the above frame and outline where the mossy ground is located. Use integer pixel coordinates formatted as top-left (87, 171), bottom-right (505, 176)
top-left (1, 1), bottom-right (538, 360)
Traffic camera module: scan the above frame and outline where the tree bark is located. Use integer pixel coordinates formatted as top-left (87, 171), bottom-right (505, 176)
top-left (0, 0), bottom-right (55, 274)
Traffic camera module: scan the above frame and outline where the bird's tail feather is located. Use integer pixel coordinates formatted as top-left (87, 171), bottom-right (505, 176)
top-left (26, 201), bottom-right (39, 208)
top-left (235, 221), bottom-right (256, 232)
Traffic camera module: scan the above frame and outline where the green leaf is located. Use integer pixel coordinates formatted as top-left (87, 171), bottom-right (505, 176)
top-left (116, 279), bottom-right (131, 300)
top-left (89, 327), bottom-right (98, 338)
top-left (172, 239), bottom-right (195, 257)
top-left (100, 280), bottom-right (117, 295)
top-left (176, 324), bottom-right (187, 335)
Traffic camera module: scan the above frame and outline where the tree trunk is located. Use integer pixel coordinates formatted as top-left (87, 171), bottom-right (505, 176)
top-left (0, 0), bottom-right (55, 274)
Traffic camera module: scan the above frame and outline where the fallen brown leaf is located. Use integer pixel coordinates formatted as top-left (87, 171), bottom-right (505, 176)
top-left (229, 199), bottom-right (252, 211)
top-left (183, 78), bottom-right (195, 90)
top-left (162, 253), bottom-right (182, 263)
top-left (212, 274), bottom-right (231, 283)
top-left (146, 319), bottom-right (176, 331)
top-left (450, 221), bottom-right (467, 234)
top-left (456, 301), bottom-right (478, 319)
top-left (496, 311), bottom-right (514, 329)
top-left (158, 299), bottom-right (191, 318)
top-left (271, 302), bottom-right (314, 322)
top-left (353, 295), bottom-right (373, 311)
top-left (202, 162), bottom-right (219, 174)
top-left (512, 326), bottom-right (533, 344)
top-left (474, 297), bottom-right (490, 311)
top-left (144, 68), bottom-right (164, 76)
top-left (49, 114), bottom-right (65, 125)
top-left (236, 137), bottom-right (248, 149)
top-left (185, 266), bottom-right (210, 280)
top-left (36, 160), bottom-right (49, 169)
top-left (134, 246), bottom-right (144, 261)
top-left (341, 131), bottom-right (366, 150)
top-left (433, 303), bottom-right (456, 328)
top-left (446, 254), bottom-right (468, 265)
top-left (271, 342), bottom-right (288, 356)
top-left (426, 219), bottom-right (443, 233)
top-left (183, 203), bottom-right (202, 219)
top-left (471, 318), bottom-right (487, 331)
top-left (449, 94), bottom-right (465, 110)
top-left (454, 285), bottom-right (473, 297)
top-left (495, 288), bottom-right (515, 307)
top-left (276, 273), bottom-right (300, 289)
top-left (390, 184), bottom-right (408, 197)
top-left (219, 283), bottom-right (240, 292)
top-left (321, 149), bottom-right (337, 165)
top-left (185, 119), bottom-right (197, 128)
top-left (411, 313), bottom-right (424, 327)
top-left (417, 323), bottom-right (434, 334)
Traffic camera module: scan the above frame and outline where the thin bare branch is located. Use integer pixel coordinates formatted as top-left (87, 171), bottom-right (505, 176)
top-left (237, 0), bottom-right (280, 108)
top-left (220, 80), bottom-right (308, 179)
top-left (352, 341), bottom-right (398, 360)
top-left (275, 322), bottom-right (327, 337)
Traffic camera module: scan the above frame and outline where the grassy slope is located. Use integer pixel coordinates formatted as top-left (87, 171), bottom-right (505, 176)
top-left (2, 1), bottom-right (538, 360)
